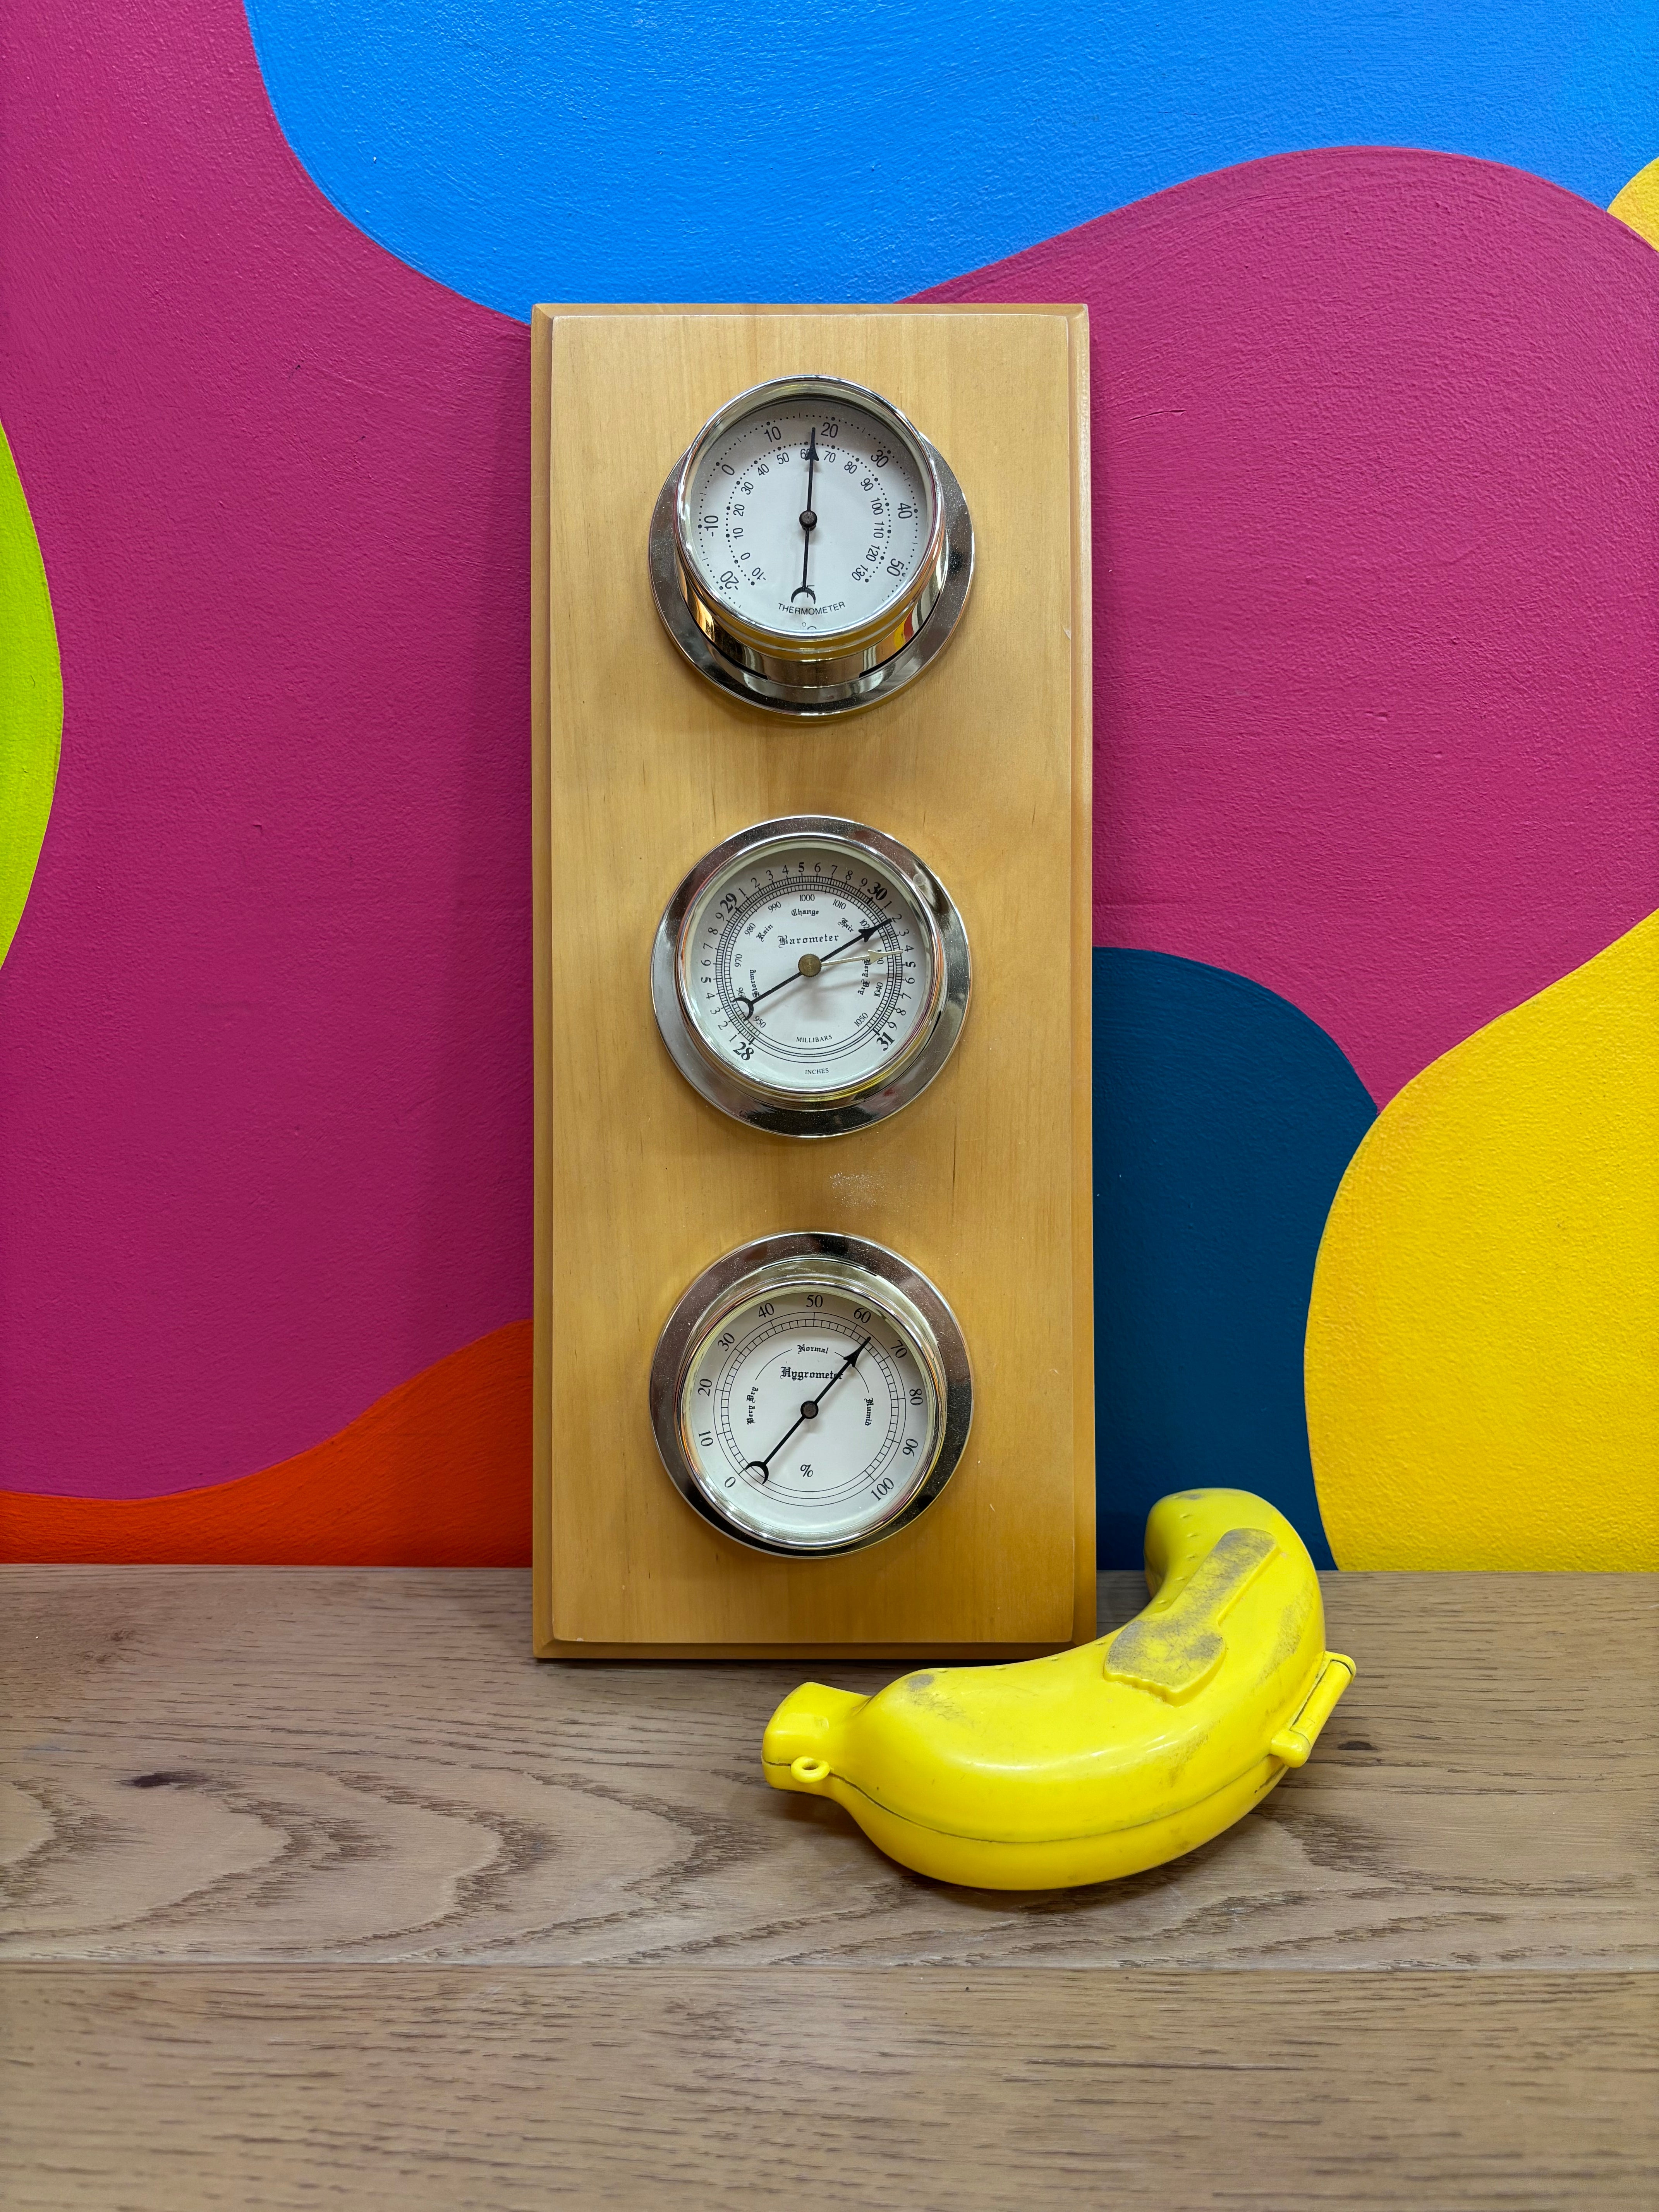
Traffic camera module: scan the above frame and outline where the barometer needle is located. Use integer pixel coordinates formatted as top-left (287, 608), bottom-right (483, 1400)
top-left (733, 917), bottom-right (891, 1022)
top-left (744, 1336), bottom-right (869, 1481)
top-left (791, 428), bottom-right (821, 603)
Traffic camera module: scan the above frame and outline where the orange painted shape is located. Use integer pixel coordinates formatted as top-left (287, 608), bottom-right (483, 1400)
top-left (0, 1323), bottom-right (531, 1565)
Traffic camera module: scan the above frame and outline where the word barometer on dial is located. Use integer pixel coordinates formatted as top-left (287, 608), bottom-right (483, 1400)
top-left (650, 1233), bottom-right (972, 1557)
top-left (652, 816), bottom-right (971, 1138)
top-left (648, 374), bottom-right (973, 713)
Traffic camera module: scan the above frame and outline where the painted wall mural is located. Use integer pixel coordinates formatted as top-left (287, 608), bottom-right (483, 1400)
top-left (1, 0), bottom-right (529, 1563)
top-left (1, 0), bottom-right (1654, 1569)
top-left (244, 0), bottom-right (1654, 314)
top-left (0, 426), bottom-right (62, 972)
top-left (920, 153), bottom-right (1659, 1111)
top-left (1611, 155), bottom-right (1659, 246)
top-left (0, 1324), bottom-right (530, 1565)
top-left (1092, 952), bottom-right (1377, 1575)
top-left (1309, 912), bottom-right (1659, 1571)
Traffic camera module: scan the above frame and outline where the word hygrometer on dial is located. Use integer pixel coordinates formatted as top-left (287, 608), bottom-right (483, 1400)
top-left (650, 1231), bottom-right (973, 1559)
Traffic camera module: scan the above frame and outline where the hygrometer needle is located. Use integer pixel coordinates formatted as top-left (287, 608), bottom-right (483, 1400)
top-left (790, 428), bottom-right (821, 603)
top-left (745, 1335), bottom-right (869, 1480)
top-left (733, 917), bottom-right (891, 1021)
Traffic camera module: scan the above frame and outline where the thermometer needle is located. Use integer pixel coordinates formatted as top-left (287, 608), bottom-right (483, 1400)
top-left (791, 428), bottom-right (821, 603)
top-left (733, 918), bottom-right (890, 1021)
top-left (744, 1336), bottom-right (869, 1482)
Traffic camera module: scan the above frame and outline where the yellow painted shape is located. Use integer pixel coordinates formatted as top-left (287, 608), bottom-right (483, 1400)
top-left (1610, 157), bottom-right (1659, 249)
top-left (1306, 912), bottom-right (1659, 1570)
top-left (0, 419), bottom-right (63, 969)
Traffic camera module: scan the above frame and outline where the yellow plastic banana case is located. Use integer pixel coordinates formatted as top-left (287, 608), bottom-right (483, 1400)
top-left (763, 1488), bottom-right (1355, 1889)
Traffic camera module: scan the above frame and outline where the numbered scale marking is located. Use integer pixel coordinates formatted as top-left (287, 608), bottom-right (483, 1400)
top-left (650, 1233), bottom-right (973, 1556)
top-left (686, 397), bottom-right (929, 639)
top-left (648, 373), bottom-right (974, 714)
top-left (652, 816), bottom-right (971, 1138)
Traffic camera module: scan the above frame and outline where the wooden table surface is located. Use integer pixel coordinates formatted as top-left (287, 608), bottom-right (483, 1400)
top-left (2, 1567), bottom-right (1654, 2207)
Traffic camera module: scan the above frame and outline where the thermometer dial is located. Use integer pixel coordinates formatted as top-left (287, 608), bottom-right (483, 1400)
top-left (652, 816), bottom-right (971, 1139)
top-left (648, 374), bottom-right (973, 714)
top-left (649, 1232), bottom-right (972, 1557)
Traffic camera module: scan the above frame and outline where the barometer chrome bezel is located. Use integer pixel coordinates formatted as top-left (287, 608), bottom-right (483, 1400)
top-left (651, 814), bottom-right (972, 1140)
top-left (647, 373), bottom-right (975, 717)
top-left (648, 1230), bottom-right (974, 1558)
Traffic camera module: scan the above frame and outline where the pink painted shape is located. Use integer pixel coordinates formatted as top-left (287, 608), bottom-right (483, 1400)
top-left (923, 150), bottom-right (1659, 1106)
top-left (0, 1), bottom-right (528, 1496)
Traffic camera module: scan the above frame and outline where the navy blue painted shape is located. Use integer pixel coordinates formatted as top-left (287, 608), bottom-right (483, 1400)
top-left (243, 0), bottom-right (1658, 321)
top-left (1093, 948), bottom-right (1376, 1570)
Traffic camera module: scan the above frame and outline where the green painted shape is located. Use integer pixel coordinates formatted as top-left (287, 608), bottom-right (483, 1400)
top-left (0, 419), bottom-right (63, 969)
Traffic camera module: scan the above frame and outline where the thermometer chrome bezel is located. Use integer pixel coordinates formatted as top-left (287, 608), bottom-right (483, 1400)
top-left (651, 814), bottom-right (972, 1140)
top-left (647, 373), bottom-right (974, 716)
top-left (649, 1230), bottom-right (974, 1558)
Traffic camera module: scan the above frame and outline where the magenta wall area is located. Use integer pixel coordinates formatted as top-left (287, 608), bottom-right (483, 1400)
top-left (3, 3), bottom-right (529, 1501)
top-left (1, 0), bottom-right (1654, 1564)
top-left (927, 152), bottom-right (1658, 1108)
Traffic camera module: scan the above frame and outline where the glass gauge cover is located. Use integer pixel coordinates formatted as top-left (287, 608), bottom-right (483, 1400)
top-left (652, 816), bottom-right (971, 1139)
top-left (649, 1232), bottom-right (973, 1557)
top-left (648, 374), bottom-right (974, 715)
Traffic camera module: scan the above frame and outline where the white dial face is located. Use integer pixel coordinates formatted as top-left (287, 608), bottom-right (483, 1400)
top-left (683, 392), bottom-right (935, 641)
top-left (680, 1274), bottom-right (941, 1551)
top-left (679, 836), bottom-right (938, 1099)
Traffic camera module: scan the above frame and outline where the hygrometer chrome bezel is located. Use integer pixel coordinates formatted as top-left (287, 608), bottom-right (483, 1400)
top-left (651, 814), bottom-right (972, 1140)
top-left (648, 1230), bottom-right (974, 1558)
top-left (647, 373), bottom-right (974, 717)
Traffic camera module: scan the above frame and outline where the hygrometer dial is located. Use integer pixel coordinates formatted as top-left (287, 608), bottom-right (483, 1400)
top-left (648, 374), bottom-right (973, 714)
top-left (652, 816), bottom-right (971, 1139)
top-left (650, 1232), bottom-right (972, 1557)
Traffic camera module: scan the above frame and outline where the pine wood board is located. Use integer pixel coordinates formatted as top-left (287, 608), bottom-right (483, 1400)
top-left (3, 1965), bottom-right (1652, 2211)
top-left (531, 304), bottom-right (1093, 1656)
top-left (2, 1568), bottom-right (1652, 1970)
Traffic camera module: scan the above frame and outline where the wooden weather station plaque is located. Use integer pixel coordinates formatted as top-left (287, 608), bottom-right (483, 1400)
top-left (532, 305), bottom-right (1092, 1657)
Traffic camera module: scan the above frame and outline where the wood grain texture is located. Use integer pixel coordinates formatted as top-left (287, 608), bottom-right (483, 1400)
top-left (3, 1966), bottom-right (1653, 2211)
top-left (2, 1568), bottom-right (1652, 1969)
top-left (532, 305), bottom-right (1093, 1654)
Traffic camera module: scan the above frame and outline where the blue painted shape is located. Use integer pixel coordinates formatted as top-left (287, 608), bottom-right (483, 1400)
top-left (244, 0), bottom-right (1658, 320)
top-left (1093, 948), bottom-right (1376, 1570)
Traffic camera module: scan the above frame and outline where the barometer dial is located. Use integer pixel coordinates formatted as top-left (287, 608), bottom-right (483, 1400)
top-left (648, 374), bottom-right (973, 715)
top-left (649, 1233), bottom-right (972, 1557)
top-left (652, 816), bottom-right (970, 1139)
